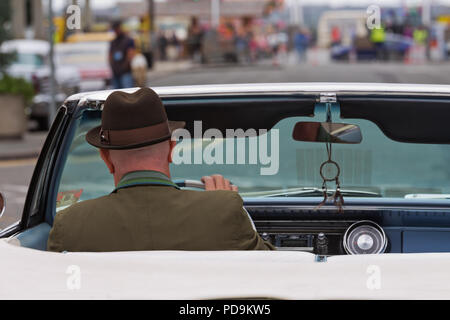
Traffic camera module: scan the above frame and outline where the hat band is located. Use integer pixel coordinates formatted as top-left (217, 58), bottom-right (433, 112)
top-left (100, 121), bottom-right (170, 146)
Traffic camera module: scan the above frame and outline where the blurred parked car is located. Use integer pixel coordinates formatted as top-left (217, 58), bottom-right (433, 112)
top-left (1, 39), bottom-right (81, 130)
top-left (55, 41), bottom-right (112, 92)
top-left (384, 33), bottom-right (414, 60)
top-left (331, 33), bottom-right (413, 61)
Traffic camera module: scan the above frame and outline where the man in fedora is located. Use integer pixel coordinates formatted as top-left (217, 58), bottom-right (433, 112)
top-left (47, 88), bottom-right (274, 252)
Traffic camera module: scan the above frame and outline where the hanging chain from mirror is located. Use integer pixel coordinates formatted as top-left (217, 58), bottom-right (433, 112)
top-left (315, 125), bottom-right (345, 213)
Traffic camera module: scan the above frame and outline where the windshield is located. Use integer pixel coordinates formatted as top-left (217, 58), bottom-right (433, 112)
top-left (55, 108), bottom-right (450, 209)
top-left (12, 53), bottom-right (45, 67)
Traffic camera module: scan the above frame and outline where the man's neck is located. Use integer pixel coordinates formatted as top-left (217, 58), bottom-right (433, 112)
top-left (114, 167), bottom-right (171, 187)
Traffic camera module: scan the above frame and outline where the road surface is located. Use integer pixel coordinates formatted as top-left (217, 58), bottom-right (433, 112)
top-left (148, 61), bottom-right (450, 86)
top-left (0, 159), bottom-right (36, 229)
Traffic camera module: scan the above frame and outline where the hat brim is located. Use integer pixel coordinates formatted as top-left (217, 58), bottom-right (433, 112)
top-left (85, 120), bottom-right (185, 150)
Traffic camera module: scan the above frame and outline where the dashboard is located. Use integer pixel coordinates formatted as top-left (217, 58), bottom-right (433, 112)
top-left (245, 199), bottom-right (450, 255)
top-left (254, 219), bottom-right (387, 255)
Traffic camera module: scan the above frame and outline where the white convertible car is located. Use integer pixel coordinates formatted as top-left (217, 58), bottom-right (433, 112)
top-left (2, 83), bottom-right (450, 299)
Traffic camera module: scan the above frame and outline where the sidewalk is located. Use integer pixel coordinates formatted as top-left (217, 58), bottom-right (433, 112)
top-left (0, 132), bottom-right (47, 161)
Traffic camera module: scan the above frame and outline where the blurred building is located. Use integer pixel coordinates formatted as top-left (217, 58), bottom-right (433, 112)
top-left (117, 0), bottom-right (266, 20)
top-left (112, 0), bottom-right (267, 42)
top-left (11, 0), bottom-right (45, 40)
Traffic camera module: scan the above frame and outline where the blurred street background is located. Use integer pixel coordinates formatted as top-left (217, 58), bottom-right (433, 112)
top-left (1, 0), bottom-right (450, 228)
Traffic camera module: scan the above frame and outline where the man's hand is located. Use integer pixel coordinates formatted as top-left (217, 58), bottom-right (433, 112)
top-left (201, 174), bottom-right (238, 192)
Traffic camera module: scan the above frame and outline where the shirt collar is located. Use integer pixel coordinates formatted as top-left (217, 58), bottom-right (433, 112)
top-left (116, 170), bottom-right (179, 190)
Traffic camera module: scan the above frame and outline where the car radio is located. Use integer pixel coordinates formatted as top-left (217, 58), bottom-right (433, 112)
top-left (260, 232), bottom-right (346, 255)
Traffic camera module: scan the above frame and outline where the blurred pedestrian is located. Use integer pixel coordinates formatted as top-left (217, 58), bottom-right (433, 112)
top-left (235, 29), bottom-right (249, 64)
top-left (413, 26), bottom-right (428, 45)
top-left (168, 31), bottom-right (180, 61)
top-left (294, 28), bottom-right (309, 62)
top-left (187, 17), bottom-right (204, 63)
top-left (370, 26), bottom-right (386, 61)
top-left (331, 26), bottom-right (341, 47)
top-left (248, 31), bottom-right (258, 63)
top-left (267, 27), bottom-right (280, 66)
top-left (403, 24), bottom-right (414, 39)
top-left (131, 52), bottom-right (148, 87)
top-left (109, 20), bottom-right (136, 89)
top-left (137, 16), bottom-right (153, 69)
top-left (223, 23), bottom-right (238, 63)
top-left (158, 31), bottom-right (168, 61)
top-left (445, 27), bottom-right (450, 60)
top-left (412, 25), bottom-right (428, 63)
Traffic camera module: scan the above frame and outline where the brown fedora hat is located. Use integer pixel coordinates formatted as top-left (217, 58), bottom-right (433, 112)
top-left (86, 88), bottom-right (185, 149)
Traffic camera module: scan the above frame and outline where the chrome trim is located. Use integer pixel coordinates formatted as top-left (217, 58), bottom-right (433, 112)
top-left (343, 220), bottom-right (388, 255)
top-left (77, 97), bottom-right (88, 108)
top-left (276, 247), bottom-right (314, 252)
top-left (58, 104), bottom-right (68, 116)
top-left (0, 221), bottom-right (20, 236)
top-left (244, 204), bottom-right (450, 212)
top-left (0, 192), bottom-right (5, 218)
top-left (319, 92), bottom-right (337, 103)
top-left (183, 180), bottom-right (206, 189)
top-left (65, 82), bottom-right (450, 104)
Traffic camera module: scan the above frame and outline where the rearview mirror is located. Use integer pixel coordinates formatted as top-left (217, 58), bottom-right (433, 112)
top-left (293, 122), bottom-right (362, 144)
top-left (0, 192), bottom-right (5, 219)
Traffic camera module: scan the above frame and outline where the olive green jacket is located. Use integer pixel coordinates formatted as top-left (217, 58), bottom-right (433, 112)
top-left (47, 182), bottom-right (274, 252)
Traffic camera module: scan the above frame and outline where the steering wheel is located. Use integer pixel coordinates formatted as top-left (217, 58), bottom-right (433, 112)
top-left (174, 179), bottom-right (207, 190)
top-left (174, 179), bottom-right (237, 190)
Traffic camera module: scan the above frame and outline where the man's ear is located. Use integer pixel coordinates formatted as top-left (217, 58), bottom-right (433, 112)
top-left (99, 149), bottom-right (115, 174)
top-left (168, 140), bottom-right (177, 163)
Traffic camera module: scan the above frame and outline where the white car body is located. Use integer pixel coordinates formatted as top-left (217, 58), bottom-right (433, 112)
top-left (2, 83), bottom-right (450, 300)
top-left (0, 238), bottom-right (448, 299)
